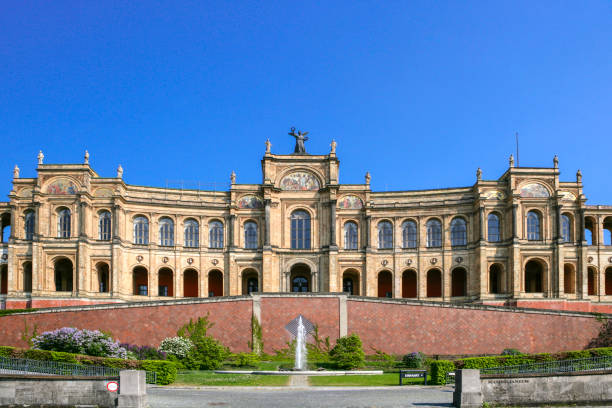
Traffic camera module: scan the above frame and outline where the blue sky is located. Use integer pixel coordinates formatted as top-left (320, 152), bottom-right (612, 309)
top-left (1, 1), bottom-right (611, 202)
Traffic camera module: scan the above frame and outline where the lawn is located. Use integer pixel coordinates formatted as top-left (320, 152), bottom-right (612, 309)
top-left (309, 373), bottom-right (431, 386)
top-left (174, 370), bottom-right (289, 386)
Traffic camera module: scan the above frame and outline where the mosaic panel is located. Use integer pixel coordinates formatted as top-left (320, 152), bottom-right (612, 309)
top-left (280, 172), bottom-right (320, 191)
top-left (46, 178), bottom-right (77, 195)
top-left (520, 183), bottom-right (549, 198)
top-left (237, 195), bottom-right (263, 209)
top-left (337, 195), bottom-right (363, 209)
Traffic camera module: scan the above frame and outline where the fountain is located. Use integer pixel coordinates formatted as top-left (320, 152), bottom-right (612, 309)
top-left (294, 316), bottom-right (307, 370)
top-left (214, 313), bottom-right (382, 376)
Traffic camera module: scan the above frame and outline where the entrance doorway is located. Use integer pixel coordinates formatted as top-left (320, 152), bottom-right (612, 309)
top-left (290, 263), bottom-right (310, 292)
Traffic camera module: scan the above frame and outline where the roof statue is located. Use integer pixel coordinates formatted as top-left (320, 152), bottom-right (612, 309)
top-left (265, 138), bottom-right (271, 154)
top-left (289, 127), bottom-right (309, 154)
top-left (37, 150), bottom-right (44, 165)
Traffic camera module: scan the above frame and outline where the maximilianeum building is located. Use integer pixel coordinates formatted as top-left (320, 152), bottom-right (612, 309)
top-left (1, 138), bottom-right (611, 312)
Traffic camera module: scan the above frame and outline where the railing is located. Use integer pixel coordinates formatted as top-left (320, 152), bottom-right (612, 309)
top-left (445, 355), bottom-right (612, 384)
top-left (480, 355), bottom-right (612, 376)
top-left (0, 356), bottom-right (157, 384)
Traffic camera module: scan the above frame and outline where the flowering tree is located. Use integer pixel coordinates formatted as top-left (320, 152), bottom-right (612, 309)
top-left (31, 327), bottom-right (127, 358)
top-left (158, 337), bottom-right (193, 358)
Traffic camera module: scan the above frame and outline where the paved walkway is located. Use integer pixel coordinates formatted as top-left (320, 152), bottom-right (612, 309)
top-left (148, 385), bottom-right (454, 408)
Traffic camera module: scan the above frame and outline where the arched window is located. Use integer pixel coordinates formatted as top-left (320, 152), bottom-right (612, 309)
top-left (450, 218), bottom-right (467, 247)
top-left (98, 211), bottom-right (111, 241)
top-left (378, 221), bottom-right (393, 249)
top-left (159, 218), bottom-right (174, 246)
top-left (402, 220), bottom-right (417, 249)
top-left (488, 213), bottom-right (500, 242)
top-left (291, 210), bottom-right (311, 249)
top-left (24, 211), bottom-right (35, 241)
top-left (527, 211), bottom-right (541, 241)
top-left (184, 219), bottom-right (199, 248)
top-left (209, 221), bottom-right (224, 249)
top-left (133, 216), bottom-right (149, 245)
top-left (58, 208), bottom-right (71, 238)
top-left (344, 221), bottom-right (358, 250)
top-left (561, 214), bottom-right (571, 243)
top-left (244, 221), bottom-right (258, 249)
top-left (426, 219), bottom-right (442, 248)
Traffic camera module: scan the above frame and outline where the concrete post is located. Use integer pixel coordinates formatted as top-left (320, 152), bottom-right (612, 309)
top-left (118, 370), bottom-right (147, 408)
top-left (453, 369), bottom-right (483, 408)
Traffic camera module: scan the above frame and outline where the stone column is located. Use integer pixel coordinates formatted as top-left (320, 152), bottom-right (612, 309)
top-left (512, 204), bottom-right (518, 240)
top-left (365, 216), bottom-right (371, 250)
top-left (479, 206), bottom-right (485, 241)
top-left (264, 199), bottom-right (271, 247)
top-left (329, 200), bottom-right (337, 247)
top-left (228, 214), bottom-right (236, 248)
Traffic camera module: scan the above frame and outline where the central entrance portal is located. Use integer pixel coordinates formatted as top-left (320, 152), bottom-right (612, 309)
top-left (290, 263), bottom-right (311, 292)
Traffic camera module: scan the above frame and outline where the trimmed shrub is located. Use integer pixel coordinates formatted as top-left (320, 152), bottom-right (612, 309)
top-left (403, 352), bottom-right (426, 369)
top-left (231, 352), bottom-right (260, 367)
top-left (329, 334), bottom-right (365, 370)
top-left (183, 336), bottom-right (229, 370)
top-left (31, 327), bottom-right (126, 358)
top-left (430, 360), bottom-right (455, 385)
top-left (140, 360), bottom-right (177, 385)
top-left (158, 337), bottom-right (193, 359)
top-left (0, 346), bottom-right (15, 357)
top-left (501, 348), bottom-right (522, 356)
top-left (588, 347), bottom-right (612, 357)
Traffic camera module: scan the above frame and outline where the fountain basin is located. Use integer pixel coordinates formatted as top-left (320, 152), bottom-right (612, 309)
top-left (214, 370), bottom-right (384, 376)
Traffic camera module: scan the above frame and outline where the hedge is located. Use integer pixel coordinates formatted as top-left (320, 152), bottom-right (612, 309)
top-left (0, 346), bottom-right (176, 385)
top-left (430, 360), bottom-right (455, 385)
top-left (454, 347), bottom-right (612, 370)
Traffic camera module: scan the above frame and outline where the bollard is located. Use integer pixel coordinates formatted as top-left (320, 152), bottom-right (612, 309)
top-left (117, 370), bottom-right (147, 408)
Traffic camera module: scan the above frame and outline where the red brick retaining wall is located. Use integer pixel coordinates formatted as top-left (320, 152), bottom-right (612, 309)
top-left (0, 295), bottom-right (606, 355)
top-left (0, 298), bottom-right (253, 351)
top-left (347, 299), bottom-right (603, 355)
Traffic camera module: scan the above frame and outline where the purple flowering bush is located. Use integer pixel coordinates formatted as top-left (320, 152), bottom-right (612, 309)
top-left (31, 327), bottom-right (127, 358)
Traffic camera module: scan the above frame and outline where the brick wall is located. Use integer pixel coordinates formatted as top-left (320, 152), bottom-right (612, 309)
top-left (0, 298), bottom-right (252, 351)
top-left (259, 295), bottom-right (340, 353)
top-left (347, 299), bottom-right (603, 355)
top-left (0, 295), bottom-right (607, 355)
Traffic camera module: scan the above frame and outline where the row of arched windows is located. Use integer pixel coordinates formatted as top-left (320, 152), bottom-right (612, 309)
top-left (14, 208), bottom-right (610, 248)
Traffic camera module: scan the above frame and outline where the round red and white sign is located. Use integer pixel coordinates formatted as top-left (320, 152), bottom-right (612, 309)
top-left (106, 381), bottom-right (119, 392)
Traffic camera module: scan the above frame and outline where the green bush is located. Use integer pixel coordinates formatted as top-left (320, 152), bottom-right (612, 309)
top-left (0, 346), bottom-right (15, 357)
top-left (231, 352), bottom-right (260, 367)
top-left (0, 308), bottom-right (37, 316)
top-left (430, 360), bottom-right (455, 385)
top-left (501, 348), bottom-right (522, 356)
top-left (403, 352), bottom-right (426, 369)
top-left (329, 334), bottom-right (365, 370)
top-left (183, 336), bottom-right (229, 370)
top-left (588, 347), bottom-right (612, 357)
top-left (140, 360), bottom-right (177, 385)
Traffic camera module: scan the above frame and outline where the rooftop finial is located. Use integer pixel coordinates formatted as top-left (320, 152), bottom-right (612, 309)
top-left (13, 164), bottom-right (19, 179)
top-left (576, 169), bottom-right (582, 183)
top-left (117, 164), bottom-right (123, 179)
top-left (37, 150), bottom-right (44, 165)
top-left (330, 139), bottom-right (337, 155)
top-left (230, 170), bottom-right (236, 184)
top-left (553, 155), bottom-right (558, 169)
top-left (509, 154), bottom-right (515, 168)
top-left (84, 150), bottom-right (90, 165)
top-left (365, 171), bottom-right (371, 185)
top-left (265, 138), bottom-right (271, 154)
top-left (476, 167), bottom-right (482, 181)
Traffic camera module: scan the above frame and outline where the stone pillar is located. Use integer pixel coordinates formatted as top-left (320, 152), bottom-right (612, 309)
top-left (365, 216), bottom-right (371, 250)
top-left (264, 199), bottom-right (271, 247)
top-left (118, 370), bottom-right (147, 408)
top-left (228, 214), bottom-right (236, 248)
top-left (512, 204), bottom-right (518, 240)
top-left (479, 206), bottom-right (485, 241)
top-left (329, 200), bottom-right (337, 248)
top-left (453, 369), bottom-right (483, 408)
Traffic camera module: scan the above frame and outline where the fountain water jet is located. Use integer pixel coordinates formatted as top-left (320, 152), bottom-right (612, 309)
top-left (294, 316), bottom-right (307, 370)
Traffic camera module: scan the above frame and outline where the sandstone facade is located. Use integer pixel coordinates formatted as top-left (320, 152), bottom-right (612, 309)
top-left (1, 143), bottom-right (611, 309)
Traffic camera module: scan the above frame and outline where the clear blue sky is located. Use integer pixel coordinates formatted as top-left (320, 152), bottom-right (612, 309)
top-left (1, 2), bottom-right (611, 202)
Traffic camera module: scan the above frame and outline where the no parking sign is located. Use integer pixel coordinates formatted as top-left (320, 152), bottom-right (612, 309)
top-left (106, 381), bottom-right (118, 392)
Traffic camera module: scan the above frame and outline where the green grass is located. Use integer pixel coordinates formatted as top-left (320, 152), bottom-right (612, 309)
top-left (174, 370), bottom-right (289, 386)
top-left (309, 373), bottom-right (431, 386)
